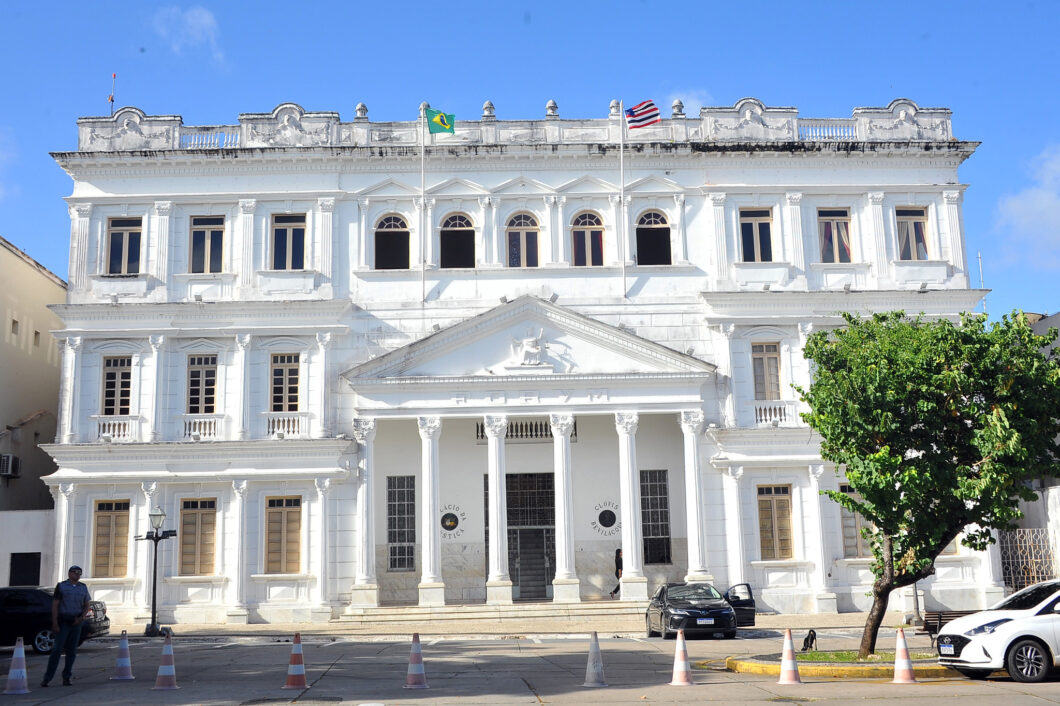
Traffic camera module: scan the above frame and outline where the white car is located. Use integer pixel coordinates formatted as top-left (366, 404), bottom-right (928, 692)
top-left (936, 580), bottom-right (1060, 682)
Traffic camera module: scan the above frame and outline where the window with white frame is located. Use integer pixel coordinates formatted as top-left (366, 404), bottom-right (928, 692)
top-left (839, 484), bottom-right (871, 558)
top-left (439, 214), bottom-right (475, 268)
top-left (506, 214), bottom-right (539, 268)
top-left (740, 209), bottom-right (773, 263)
top-left (375, 215), bottom-right (410, 270)
top-left (179, 499), bottom-right (216, 575)
top-left (757, 485), bottom-right (792, 560)
top-left (270, 354), bottom-right (299, 412)
top-left (818, 209), bottom-right (852, 263)
top-left (102, 356), bottom-right (132, 415)
top-left (387, 476), bottom-right (416, 571)
top-left (93, 500), bottom-right (130, 577)
top-left (107, 218), bottom-right (142, 275)
top-left (640, 469), bottom-right (672, 564)
top-left (190, 216), bottom-right (224, 273)
top-left (635, 211), bottom-right (671, 266)
top-left (752, 343), bottom-right (781, 400)
top-left (896, 208), bottom-right (929, 261)
top-left (571, 212), bottom-right (604, 267)
top-left (271, 214), bottom-right (305, 270)
top-left (187, 354), bottom-right (217, 414)
top-left (265, 496), bottom-right (301, 573)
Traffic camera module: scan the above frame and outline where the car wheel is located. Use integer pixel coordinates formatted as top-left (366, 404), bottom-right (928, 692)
top-left (723, 630), bottom-right (737, 639)
top-left (646, 615), bottom-right (657, 638)
top-left (662, 625), bottom-right (674, 640)
top-left (1007, 639), bottom-right (1051, 683)
top-left (955, 668), bottom-right (991, 680)
top-left (32, 629), bottom-right (55, 655)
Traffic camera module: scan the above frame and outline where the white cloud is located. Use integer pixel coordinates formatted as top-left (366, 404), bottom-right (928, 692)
top-left (996, 145), bottom-right (1060, 270)
top-left (665, 89), bottom-right (715, 116)
top-left (153, 6), bottom-right (225, 64)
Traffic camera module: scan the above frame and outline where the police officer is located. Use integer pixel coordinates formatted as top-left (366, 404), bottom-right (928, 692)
top-left (40, 565), bottom-right (91, 687)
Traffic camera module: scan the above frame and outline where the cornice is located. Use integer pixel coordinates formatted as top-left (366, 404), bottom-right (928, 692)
top-left (701, 289), bottom-right (986, 320)
top-left (51, 299), bottom-right (353, 331)
top-left (350, 371), bottom-right (715, 389)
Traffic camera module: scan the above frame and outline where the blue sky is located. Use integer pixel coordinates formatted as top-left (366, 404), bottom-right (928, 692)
top-left (1, 1), bottom-right (1056, 319)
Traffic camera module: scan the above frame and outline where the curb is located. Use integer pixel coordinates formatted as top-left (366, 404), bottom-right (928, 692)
top-left (720, 656), bottom-right (960, 679)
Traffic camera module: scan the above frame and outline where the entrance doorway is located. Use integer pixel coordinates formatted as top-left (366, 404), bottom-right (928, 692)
top-left (485, 472), bottom-right (557, 600)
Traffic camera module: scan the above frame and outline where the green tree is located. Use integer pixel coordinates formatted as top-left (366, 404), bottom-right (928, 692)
top-left (799, 311), bottom-right (1060, 658)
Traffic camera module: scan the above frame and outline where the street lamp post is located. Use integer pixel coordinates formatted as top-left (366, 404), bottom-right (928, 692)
top-left (137, 506), bottom-right (177, 637)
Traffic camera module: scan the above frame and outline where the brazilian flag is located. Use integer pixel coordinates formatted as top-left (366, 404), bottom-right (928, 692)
top-left (426, 108), bottom-right (455, 134)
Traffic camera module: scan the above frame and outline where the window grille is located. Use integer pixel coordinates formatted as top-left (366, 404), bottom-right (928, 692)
top-left (387, 476), bottom-right (416, 571)
top-left (640, 470), bottom-right (672, 564)
top-left (474, 418), bottom-right (577, 443)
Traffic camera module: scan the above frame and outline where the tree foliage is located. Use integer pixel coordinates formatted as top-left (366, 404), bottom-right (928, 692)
top-left (799, 311), bottom-right (1060, 656)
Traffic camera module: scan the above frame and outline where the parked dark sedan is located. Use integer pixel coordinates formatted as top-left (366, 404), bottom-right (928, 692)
top-left (646, 582), bottom-right (756, 639)
top-left (0, 587), bottom-right (110, 654)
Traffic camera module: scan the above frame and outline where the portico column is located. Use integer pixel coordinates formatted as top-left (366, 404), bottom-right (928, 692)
top-left (311, 477), bottom-right (332, 620)
top-left (978, 527), bottom-right (1006, 607)
top-left (808, 465), bottom-right (838, 613)
top-left (136, 482), bottom-right (158, 616)
top-left (615, 412), bottom-right (648, 600)
top-left (549, 414), bottom-right (580, 602)
top-left (681, 411), bottom-right (712, 583)
top-left (348, 418), bottom-right (379, 608)
top-left (723, 466), bottom-right (746, 585)
top-left (417, 416), bottom-right (445, 605)
top-left (484, 414), bottom-right (514, 604)
top-left (54, 483), bottom-right (75, 580)
top-left (226, 480), bottom-right (249, 623)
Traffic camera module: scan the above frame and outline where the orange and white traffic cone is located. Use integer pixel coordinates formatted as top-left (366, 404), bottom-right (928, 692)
top-left (892, 628), bottom-right (917, 684)
top-left (403, 633), bottom-right (428, 689)
top-left (3, 636), bottom-right (30, 695)
top-left (110, 630), bottom-right (135, 680)
top-left (152, 634), bottom-right (179, 690)
top-left (669, 629), bottom-right (694, 686)
top-left (281, 632), bottom-right (308, 690)
top-left (777, 628), bottom-right (802, 685)
top-left (581, 630), bottom-right (607, 687)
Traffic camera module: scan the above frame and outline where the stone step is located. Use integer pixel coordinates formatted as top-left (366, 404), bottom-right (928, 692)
top-left (338, 601), bottom-right (649, 625)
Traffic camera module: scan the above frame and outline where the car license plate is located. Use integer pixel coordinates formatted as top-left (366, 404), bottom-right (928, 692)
top-left (939, 644), bottom-right (954, 655)
top-left (696, 618), bottom-right (714, 625)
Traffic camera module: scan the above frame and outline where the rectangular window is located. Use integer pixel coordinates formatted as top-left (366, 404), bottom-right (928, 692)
top-left (387, 476), bottom-right (416, 572)
top-left (190, 216), bottom-right (224, 273)
top-left (270, 354), bottom-right (299, 412)
top-left (839, 484), bottom-right (871, 558)
top-left (179, 499), bottom-right (217, 575)
top-left (572, 230), bottom-right (603, 266)
top-left (265, 497), bottom-right (301, 573)
top-left (107, 218), bottom-right (142, 275)
top-left (187, 354), bottom-right (217, 414)
top-left (740, 209), bottom-right (773, 263)
top-left (818, 209), bottom-right (852, 263)
top-left (93, 500), bottom-right (130, 577)
top-left (752, 343), bottom-right (781, 400)
top-left (102, 356), bottom-right (133, 415)
top-left (640, 469), bottom-right (672, 564)
top-left (271, 214), bottom-right (305, 271)
top-left (896, 208), bottom-right (929, 261)
top-left (757, 485), bottom-right (792, 560)
top-left (508, 231), bottom-right (539, 267)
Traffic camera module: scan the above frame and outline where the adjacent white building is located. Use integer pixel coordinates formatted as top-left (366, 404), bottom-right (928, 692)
top-left (43, 97), bottom-right (998, 624)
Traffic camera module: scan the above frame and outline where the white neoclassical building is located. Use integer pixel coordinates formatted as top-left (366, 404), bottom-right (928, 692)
top-left (42, 97), bottom-right (999, 624)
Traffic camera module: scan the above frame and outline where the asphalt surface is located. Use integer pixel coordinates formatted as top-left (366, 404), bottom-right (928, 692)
top-left (4, 627), bottom-right (1060, 704)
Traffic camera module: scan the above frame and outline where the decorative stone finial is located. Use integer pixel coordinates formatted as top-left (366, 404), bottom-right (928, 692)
top-left (419, 101), bottom-right (430, 117)
top-left (482, 100), bottom-right (495, 120)
top-left (355, 102), bottom-right (368, 120)
top-left (545, 99), bottom-right (559, 118)
top-left (609, 100), bottom-right (620, 118)
top-left (672, 99), bottom-right (685, 118)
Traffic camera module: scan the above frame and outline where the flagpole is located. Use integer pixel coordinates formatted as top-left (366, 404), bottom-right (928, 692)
top-left (420, 102), bottom-right (427, 303)
top-left (619, 100), bottom-right (627, 298)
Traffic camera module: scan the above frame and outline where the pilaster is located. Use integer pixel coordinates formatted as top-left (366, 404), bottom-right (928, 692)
top-left (312, 477), bottom-right (333, 620)
top-left (149, 335), bottom-right (166, 441)
top-left (943, 190), bottom-right (967, 276)
top-left (808, 465), bottom-right (838, 613)
top-left (317, 197), bottom-right (334, 279)
top-left (314, 333), bottom-right (331, 438)
top-left (867, 192), bottom-right (887, 281)
top-left (785, 192), bottom-right (806, 275)
top-left (69, 204), bottom-right (92, 291)
top-left (673, 194), bottom-right (688, 264)
top-left (226, 480), bottom-right (249, 623)
top-left (154, 201), bottom-right (172, 284)
top-left (356, 198), bottom-right (370, 270)
top-left (59, 337), bottom-right (82, 443)
top-left (238, 199), bottom-right (256, 291)
top-left (708, 192), bottom-right (728, 285)
top-left (236, 334), bottom-right (251, 440)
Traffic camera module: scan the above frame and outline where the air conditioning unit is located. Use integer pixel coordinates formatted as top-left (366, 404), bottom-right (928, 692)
top-left (0, 454), bottom-right (20, 478)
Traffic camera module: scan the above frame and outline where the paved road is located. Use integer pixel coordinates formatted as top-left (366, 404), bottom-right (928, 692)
top-left (6, 629), bottom-right (1060, 705)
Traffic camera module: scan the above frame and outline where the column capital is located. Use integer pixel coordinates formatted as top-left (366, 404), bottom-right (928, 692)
top-left (71, 203), bottom-right (93, 219)
top-left (706, 192), bottom-right (727, 206)
top-left (614, 412), bottom-right (639, 435)
top-left (154, 200), bottom-right (173, 216)
top-left (867, 191), bottom-right (885, 205)
top-left (726, 465), bottom-right (744, 482)
top-left (235, 333), bottom-right (251, 351)
top-left (317, 197), bottom-right (336, 212)
top-left (232, 479), bottom-right (248, 498)
top-left (483, 414), bottom-right (508, 438)
top-left (478, 196), bottom-right (493, 209)
top-left (141, 481), bottom-right (157, 501)
top-left (59, 482), bottom-right (76, 498)
top-left (549, 413), bottom-right (575, 438)
top-left (149, 334), bottom-right (165, 352)
top-left (316, 332), bottom-right (332, 351)
top-left (943, 190), bottom-right (963, 205)
top-left (673, 193), bottom-right (686, 207)
top-left (544, 195), bottom-right (557, 207)
top-left (239, 199), bottom-right (257, 214)
top-left (809, 463), bottom-right (826, 483)
top-left (786, 192), bottom-right (803, 205)
top-left (417, 416), bottom-right (442, 439)
top-left (315, 477), bottom-right (331, 497)
top-left (679, 410), bottom-right (705, 435)
top-left (65, 336), bottom-right (83, 352)
top-left (608, 193), bottom-right (622, 206)
top-left (352, 417), bottom-right (377, 443)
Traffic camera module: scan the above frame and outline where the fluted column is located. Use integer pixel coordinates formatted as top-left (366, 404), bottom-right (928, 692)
top-left (550, 414), bottom-right (580, 602)
top-left (348, 418), bottom-right (379, 607)
top-left (226, 480), bottom-right (249, 623)
top-left (615, 412), bottom-right (648, 600)
top-left (356, 198), bottom-right (370, 270)
top-left (723, 467), bottom-right (745, 585)
top-left (681, 411), bottom-right (712, 582)
top-left (59, 337), bottom-right (82, 443)
top-left (867, 192), bottom-right (887, 281)
top-left (808, 465), bottom-right (838, 612)
top-left (484, 414), bottom-right (513, 604)
top-left (313, 477), bottom-right (332, 617)
top-left (786, 192), bottom-right (805, 274)
top-left (69, 204), bottom-right (92, 291)
top-left (417, 416), bottom-right (445, 605)
top-left (238, 199), bottom-right (256, 291)
top-left (154, 201), bottom-right (172, 284)
top-left (136, 481), bottom-right (158, 614)
top-left (708, 193), bottom-right (728, 284)
top-left (673, 194), bottom-right (688, 263)
top-left (478, 196), bottom-right (493, 266)
top-left (149, 335), bottom-right (166, 441)
top-left (314, 333), bottom-right (331, 438)
top-left (943, 190), bottom-right (968, 276)
top-left (317, 197), bottom-right (334, 279)
top-left (54, 483), bottom-right (75, 582)
top-left (235, 334), bottom-right (251, 440)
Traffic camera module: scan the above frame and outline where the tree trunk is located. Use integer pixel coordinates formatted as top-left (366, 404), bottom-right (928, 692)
top-left (859, 586), bottom-right (891, 658)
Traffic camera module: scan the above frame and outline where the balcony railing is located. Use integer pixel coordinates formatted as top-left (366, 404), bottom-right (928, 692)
top-left (797, 118), bottom-right (859, 141)
top-left (93, 415), bottom-right (142, 442)
top-left (263, 412), bottom-right (310, 439)
top-left (182, 414), bottom-right (226, 441)
top-left (751, 400), bottom-right (802, 428)
top-left (179, 126), bottom-right (240, 149)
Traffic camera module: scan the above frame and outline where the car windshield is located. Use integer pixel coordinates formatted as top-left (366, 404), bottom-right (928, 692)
top-left (992, 582), bottom-right (1060, 611)
top-left (667, 585), bottom-right (722, 601)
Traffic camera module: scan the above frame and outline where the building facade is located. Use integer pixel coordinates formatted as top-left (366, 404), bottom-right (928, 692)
top-left (43, 97), bottom-right (1000, 624)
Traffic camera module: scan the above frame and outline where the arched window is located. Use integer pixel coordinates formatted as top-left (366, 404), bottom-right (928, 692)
top-left (571, 212), bottom-right (603, 267)
top-left (506, 214), bottom-right (539, 267)
top-left (375, 215), bottom-right (409, 270)
top-left (635, 211), bottom-right (671, 266)
top-left (439, 214), bottom-right (475, 269)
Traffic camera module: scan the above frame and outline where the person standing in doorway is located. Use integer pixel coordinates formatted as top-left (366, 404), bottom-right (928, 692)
top-left (41, 565), bottom-right (91, 687)
top-left (608, 548), bottom-right (623, 599)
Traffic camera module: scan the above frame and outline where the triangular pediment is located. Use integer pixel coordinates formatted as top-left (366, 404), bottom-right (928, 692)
top-left (343, 296), bottom-right (714, 384)
top-left (556, 175), bottom-right (617, 194)
top-left (625, 175), bottom-right (684, 194)
top-left (356, 178), bottom-right (420, 198)
top-left (491, 177), bottom-right (555, 196)
top-left (427, 177), bottom-right (489, 197)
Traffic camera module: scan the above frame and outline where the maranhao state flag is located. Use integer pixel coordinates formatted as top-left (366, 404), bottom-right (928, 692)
top-left (624, 100), bottom-right (661, 129)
